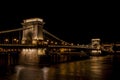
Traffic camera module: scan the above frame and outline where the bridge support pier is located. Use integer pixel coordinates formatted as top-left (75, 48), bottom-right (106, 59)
top-left (19, 48), bottom-right (46, 65)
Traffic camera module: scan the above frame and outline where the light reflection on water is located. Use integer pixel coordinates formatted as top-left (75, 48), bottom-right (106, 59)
top-left (42, 67), bottom-right (49, 80)
top-left (15, 65), bottom-right (50, 80)
top-left (8, 55), bottom-right (120, 80)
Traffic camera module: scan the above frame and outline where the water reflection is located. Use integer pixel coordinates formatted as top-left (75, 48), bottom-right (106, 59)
top-left (42, 67), bottom-right (49, 80)
top-left (15, 65), bottom-right (48, 80)
top-left (5, 55), bottom-right (120, 80)
top-left (91, 57), bottom-right (103, 72)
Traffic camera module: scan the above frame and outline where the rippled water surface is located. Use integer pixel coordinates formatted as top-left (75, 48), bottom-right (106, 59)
top-left (1, 55), bottom-right (120, 80)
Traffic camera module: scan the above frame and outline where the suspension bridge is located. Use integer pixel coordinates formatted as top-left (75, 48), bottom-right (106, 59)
top-left (0, 18), bottom-right (93, 50)
top-left (0, 18), bottom-right (103, 65)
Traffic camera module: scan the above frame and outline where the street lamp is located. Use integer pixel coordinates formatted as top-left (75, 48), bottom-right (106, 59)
top-left (4, 38), bottom-right (9, 44)
top-left (12, 38), bottom-right (19, 44)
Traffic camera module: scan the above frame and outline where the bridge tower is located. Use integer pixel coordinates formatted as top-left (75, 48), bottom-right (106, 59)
top-left (20, 18), bottom-right (46, 65)
top-left (91, 38), bottom-right (101, 55)
top-left (91, 38), bottom-right (101, 49)
top-left (21, 18), bottom-right (45, 44)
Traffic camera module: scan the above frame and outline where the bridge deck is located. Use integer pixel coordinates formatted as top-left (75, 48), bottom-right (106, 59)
top-left (0, 44), bottom-right (94, 49)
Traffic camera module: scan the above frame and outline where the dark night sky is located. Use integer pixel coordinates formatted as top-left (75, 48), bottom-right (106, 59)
top-left (0, 1), bottom-right (119, 44)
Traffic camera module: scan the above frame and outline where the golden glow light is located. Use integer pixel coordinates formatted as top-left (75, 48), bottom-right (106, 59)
top-left (32, 40), bottom-right (37, 44)
top-left (24, 18), bottom-right (43, 23)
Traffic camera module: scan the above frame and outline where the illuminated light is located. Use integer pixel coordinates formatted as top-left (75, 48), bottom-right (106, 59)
top-left (68, 49), bottom-right (72, 51)
top-left (37, 37), bottom-right (44, 40)
top-left (44, 41), bottom-right (48, 45)
top-left (23, 49), bottom-right (25, 52)
top-left (38, 49), bottom-right (43, 55)
top-left (32, 40), bottom-right (37, 44)
top-left (11, 49), bottom-right (13, 51)
top-left (47, 40), bottom-right (49, 42)
top-left (60, 48), bottom-right (66, 52)
top-left (42, 67), bottom-right (49, 80)
top-left (25, 49), bottom-right (27, 52)
top-left (71, 43), bottom-right (74, 46)
top-left (91, 50), bottom-right (101, 53)
top-left (29, 49), bottom-right (33, 52)
top-left (51, 41), bottom-right (53, 43)
top-left (92, 38), bottom-right (100, 41)
top-left (13, 38), bottom-right (17, 41)
top-left (15, 65), bottom-right (25, 80)
top-left (55, 42), bottom-right (57, 45)
top-left (33, 37), bottom-right (37, 40)
top-left (24, 18), bottom-right (43, 23)
top-left (4, 38), bottom-right (9, 42)
top-left (38, 49), bottom-right (45, 55)
top-left (22, 40), bottom-right (25, 44)
top-left (39, 38), bottom-right (44, 41)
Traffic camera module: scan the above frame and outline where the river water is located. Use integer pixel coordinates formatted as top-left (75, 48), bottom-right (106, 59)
top-left (1, 54), bottom-right (120, 80)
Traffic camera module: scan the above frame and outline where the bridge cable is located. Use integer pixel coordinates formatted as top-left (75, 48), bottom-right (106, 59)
top-left (43, 29), bottom-right (66, 43)
top-left (0, 27), bottom-right (32, 34)
top-left (0, 27), bottom-right (69, 44)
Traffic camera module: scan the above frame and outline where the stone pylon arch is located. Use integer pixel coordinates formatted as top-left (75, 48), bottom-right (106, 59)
top-left (21, 18), bottom-right (45, 44)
